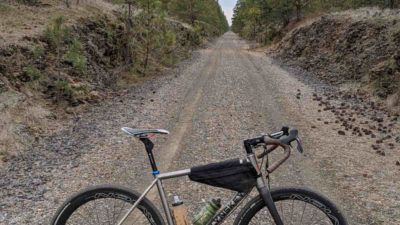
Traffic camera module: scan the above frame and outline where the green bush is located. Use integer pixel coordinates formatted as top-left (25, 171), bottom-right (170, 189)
top-left (23, 65), bottom-right (41, 81)
top-left (64, 39), bottom-right (87, 74)
top-left (44, 16), bottom-right (71, 49)
top-left (164, 30), bottom-right (177, 48)
top-left (32, 45), bottom-right (45, 59)
top-left (55, 80), bottom-right (72, 96)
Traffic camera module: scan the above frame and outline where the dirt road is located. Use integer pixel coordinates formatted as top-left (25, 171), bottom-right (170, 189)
top-left (1, 32), bottom-right (399, 225)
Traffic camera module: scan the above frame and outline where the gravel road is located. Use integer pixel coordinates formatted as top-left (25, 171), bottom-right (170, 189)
top-left (1, 32), bottom-right (399, 225)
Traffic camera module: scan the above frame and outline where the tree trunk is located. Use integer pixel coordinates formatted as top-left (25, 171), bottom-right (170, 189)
top-left (296, 4), bottom-right (301, 21)
top-left (189, 0), bottom-right (195, 26)
top-left (143, 0), bottom-right (151, 74)
top-left (389, 0), bottom-right (395, 9)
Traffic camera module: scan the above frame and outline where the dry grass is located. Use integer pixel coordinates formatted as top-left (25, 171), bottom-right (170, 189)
top-left (0, 0), bottom-right (119, 47)
top-left (0, 90), bottom-right (62, 166)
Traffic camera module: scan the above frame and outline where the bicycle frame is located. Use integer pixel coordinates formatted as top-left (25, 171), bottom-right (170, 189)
top-left (116, 168), bottom-right (251, 225)
top-left (116, 137), bottom-right (285, 225)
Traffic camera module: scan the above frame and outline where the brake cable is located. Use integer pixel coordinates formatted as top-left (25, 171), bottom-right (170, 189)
top-left (266, 149), bottom-right (271, 189)
top-left (261, 145), bottom-right (271, 189)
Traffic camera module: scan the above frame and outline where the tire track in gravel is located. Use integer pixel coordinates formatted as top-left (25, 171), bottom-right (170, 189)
top-left (157, 43), bottom-right (221, 173)
top-left (239, 51), bottom-right (308, 186)
top-left (161, 33), bottom-right (269, 219)
top-left (224, 33), bottom-right (307, 189)
top-left (117, 40), bottom-right (224, 225)
top-left (142, 41), bottom-right (222, 205)
top-left (159, 33), bottom-right (308, 223)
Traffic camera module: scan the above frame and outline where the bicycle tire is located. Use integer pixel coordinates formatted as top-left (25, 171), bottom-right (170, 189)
top-left (51, 185), bottom-right (165, 225)
top-left (234, 187), bottom-right (348, 225)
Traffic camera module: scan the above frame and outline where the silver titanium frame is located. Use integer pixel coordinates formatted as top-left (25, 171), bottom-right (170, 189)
top-left (116, 168), bottom-right (252, 225)
top-left (116, 169), bottom-right (191, 225)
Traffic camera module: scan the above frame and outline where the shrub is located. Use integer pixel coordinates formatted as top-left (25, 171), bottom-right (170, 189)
top-left (64, 39), bottom-right (87, 74)
top-left (32, 45), bottom-right (44, 59)
top-left (164, 30), bottom-right (177, 48)
top-left (44, 16), bottom-right (71, 50)
top-left (23, 65), bottom-right (41, 81)
top-left (55, 80), bottom-right (72, 97)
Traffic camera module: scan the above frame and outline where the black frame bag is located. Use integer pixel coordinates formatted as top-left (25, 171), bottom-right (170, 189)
top-left (188, 158), bottom-right (258, 192)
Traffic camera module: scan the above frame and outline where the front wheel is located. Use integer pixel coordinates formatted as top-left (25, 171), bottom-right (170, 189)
top-left (234, 187), bottom-right (348, 225)
top-left (51, 185), bottom-right (165, 225)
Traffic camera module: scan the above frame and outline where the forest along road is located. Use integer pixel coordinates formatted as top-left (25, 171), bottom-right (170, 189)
top-left (1, 32), bottom-right (399, 225)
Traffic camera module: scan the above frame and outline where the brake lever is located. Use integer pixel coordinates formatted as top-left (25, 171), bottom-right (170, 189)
top-left (295, 137), bottom-right (304, 154)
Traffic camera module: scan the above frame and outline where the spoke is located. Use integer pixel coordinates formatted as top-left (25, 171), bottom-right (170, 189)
top-left (299, 202), bottom-right (307, 225)
top-left (78, 198), bottom-right (98, 225)
top-left (111, 198), bottom-right (117, 224)
top-left (249, 200), bottom-right (335, 225)
top-left (64, 193), bottom-right (152, 225)
top-left (104, 200), bottom-right (112, 225)
top-left (115, 201), bottom-right (128, 224)
top-left (307, 207), bottom-right (317, 224)
top-left (263, 208), bottom-right (275, 225)
top-left (289, 199), bottom-right (294, 225)
top-left (82, 199), bottom-right (96, 224)
top-left (310, 213), bottom-right (329, 225)
top-left (73, 212), bottom-right (87, 222)
top-left (250, 220), bottom-right (259, 225)
top-left (94, 199), bottom-right (102, 224)
top-left (74, 199), bottom-right (100, 225)
top-left (251, 207), bottom-right (274, 225)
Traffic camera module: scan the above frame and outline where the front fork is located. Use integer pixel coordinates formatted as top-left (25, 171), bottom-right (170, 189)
top-left (256, 177), bottom-right (284, 225)
top-left (248, 152), bottom-right (284, 225)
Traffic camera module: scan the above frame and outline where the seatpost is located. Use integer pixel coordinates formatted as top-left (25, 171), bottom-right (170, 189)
top-left (139, 138), bottom-right (159, 176)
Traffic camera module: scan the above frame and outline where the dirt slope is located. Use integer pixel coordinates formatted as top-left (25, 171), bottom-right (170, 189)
top-left (0, 0), bottom-right (120, 163)
top-left (0, 1), bottom-right (198, 163)
top-left (276, 8), bottom-right (400, 101)
top-left (0, 0), bottom-right (118, 48)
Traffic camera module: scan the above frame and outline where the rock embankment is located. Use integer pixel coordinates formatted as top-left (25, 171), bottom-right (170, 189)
top-left (277, 8), bottom-right (400, 101)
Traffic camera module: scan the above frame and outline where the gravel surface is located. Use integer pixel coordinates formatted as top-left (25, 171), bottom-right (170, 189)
top-left (1, 32), bottom-right (399, 225)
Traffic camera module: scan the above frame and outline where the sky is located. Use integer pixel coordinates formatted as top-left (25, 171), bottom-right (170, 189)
top-left (219, 0), bottom-right (238, 26)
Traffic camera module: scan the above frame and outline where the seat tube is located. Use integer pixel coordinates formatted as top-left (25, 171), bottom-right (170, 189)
top-left (139, 138), bottom-right (159, 174)
top-left (256, 177), bottom-right (284, 225)
top-left (156, 179), bottom-right (174, 225)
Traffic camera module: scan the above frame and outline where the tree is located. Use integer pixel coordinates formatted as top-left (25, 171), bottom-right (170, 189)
top-left (293, 0), bottom-right (310, 20)
top-left (232, 0), bottom-right (399, 44)
top-left (168, 0), bottom-right (228, 32)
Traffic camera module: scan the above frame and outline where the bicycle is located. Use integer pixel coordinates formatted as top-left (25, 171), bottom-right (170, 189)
top-left (51, 126), bottom-right (348, 225)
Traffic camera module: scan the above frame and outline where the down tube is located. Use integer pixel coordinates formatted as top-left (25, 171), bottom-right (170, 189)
top-left (208, 192), bottom-right (250, 225)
